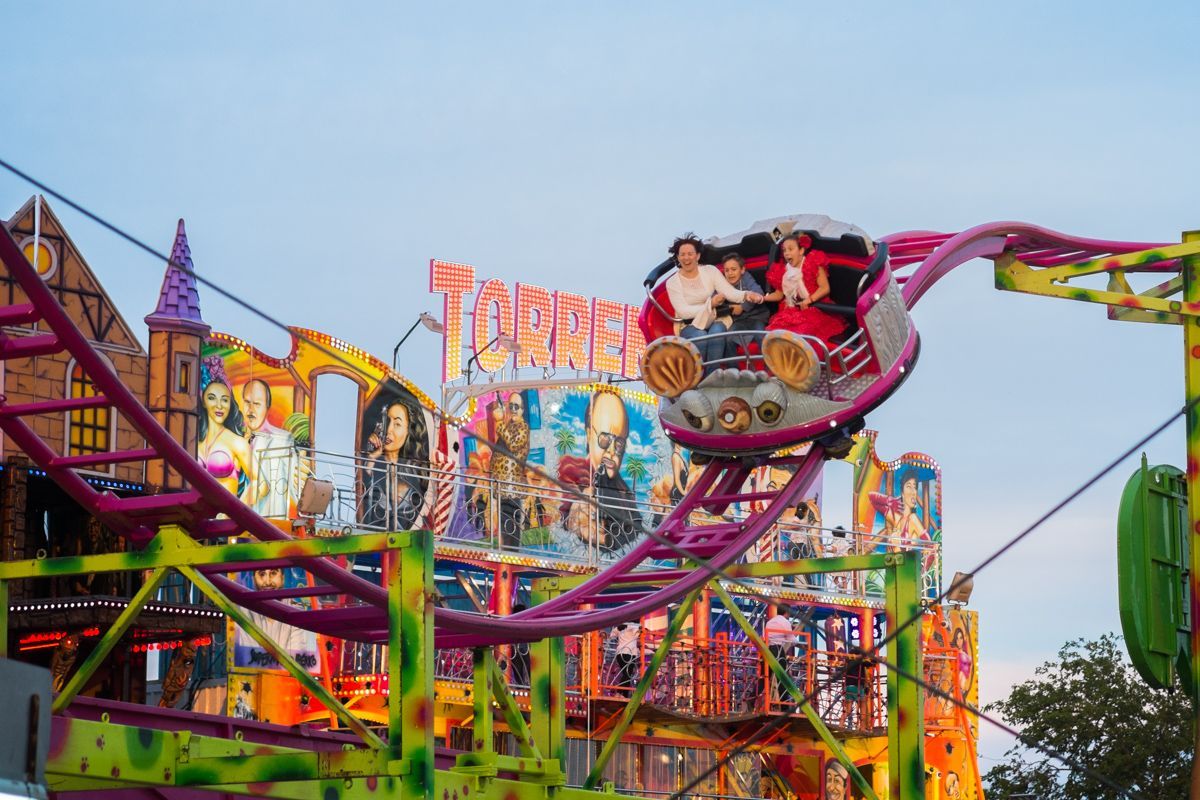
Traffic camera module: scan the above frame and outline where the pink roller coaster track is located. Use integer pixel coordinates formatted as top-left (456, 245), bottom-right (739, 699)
top-left (0, 220), bottom-right (1169, 650)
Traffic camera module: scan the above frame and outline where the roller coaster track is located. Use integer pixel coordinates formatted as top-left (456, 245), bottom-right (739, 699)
top-left (0, 220), bottom-right (1171, 651)
top-left (882, 221), bottom-right (1173, 308)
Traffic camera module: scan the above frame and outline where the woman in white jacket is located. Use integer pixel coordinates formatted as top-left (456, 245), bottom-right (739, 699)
top-left (664, 235), bottom-right (763, 368)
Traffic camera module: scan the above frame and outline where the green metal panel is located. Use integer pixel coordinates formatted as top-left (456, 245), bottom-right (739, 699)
top-left (1118, 456), bottom-right (1191, 694)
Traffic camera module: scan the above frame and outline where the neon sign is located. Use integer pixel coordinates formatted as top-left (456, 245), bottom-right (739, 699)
top-left (429, 260), bottom-right (647, 383)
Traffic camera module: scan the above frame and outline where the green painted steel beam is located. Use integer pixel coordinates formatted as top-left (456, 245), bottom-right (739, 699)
top-left (178, 564), bottom-right (385, 749)
top-left (391, 533), bottom-right (435, 800)
top-left (994, 242), bottom-right (1200, 322)
top-left (0, 525), bottom-right (410, 580)
top-left (471, 648), bottom-right (494, 754)
top-left (583, 587), bottom-right (702, 790)
top-left (487, 657), bottom-right (543, 762)
top-left (535, 553), bottom-right (893, 594)
top-left (529, 586), bottom-right (565, 764)
top-left (885, 551), bottom-right (925, 798)
top-left (53, 566), bottom-right (170, 712)
top-left (707, 580), bottom-right (878, 800)
top-left (1183, 230), bottom-right (1200, 788)
top-left (723, 553), bottom-right (892, 579)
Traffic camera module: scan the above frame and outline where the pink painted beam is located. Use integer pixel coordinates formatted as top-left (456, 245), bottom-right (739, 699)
top-left (51, 447), bottom-right (159, 469)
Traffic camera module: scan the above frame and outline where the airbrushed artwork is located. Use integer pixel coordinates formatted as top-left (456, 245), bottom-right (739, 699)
top-left (451, 385), bottom-right (673, 558)
top-left (199, 343), bottom-right (308, 518)
top-left (852, 433), bottom-right (942, 598)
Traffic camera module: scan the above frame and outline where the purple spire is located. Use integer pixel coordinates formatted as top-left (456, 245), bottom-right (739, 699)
top-left (145, 219), bottom-right (210, 336)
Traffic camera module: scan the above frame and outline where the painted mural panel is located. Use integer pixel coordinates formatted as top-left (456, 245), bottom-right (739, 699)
top-left (199, 344), bottom-right (308, 518)
top-left (451, 385), bottom-right (672, 559)
top-left (358, 378), bottom-right (435, 531)
top-left (851, 432), bottom-right (942, 598)
top-left (203, 328), bottom-right (440, 680)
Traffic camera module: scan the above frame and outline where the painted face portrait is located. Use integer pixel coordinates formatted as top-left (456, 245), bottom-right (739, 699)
top-left (901, 476), bottom-right (919, 511)
top-left (251, 567), bottom-right (284, 591)
top-left (204, 382), bottom-right (232, 426)
top-left (824, 762), bottom-right (849, 800)
top-left (508, 392), bottom-right (525, 421)
top-left (587, 392), bottom-right (629, 481)
top-left (383, 403), bottom-right (410, 458)
top-left (242, 379), bottom-right (271, 432)
top-left (944, 771), bottom-right (961, 798)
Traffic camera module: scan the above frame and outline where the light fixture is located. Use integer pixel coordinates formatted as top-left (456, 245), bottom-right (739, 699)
top-left (392, 312), bottom-right (446, 370)
top-left (297, 477), bottom-right (335, 517)
top-left (946, 571), bottom-right (974, 605)
top-left (464, 334), bottom-right (523, 383)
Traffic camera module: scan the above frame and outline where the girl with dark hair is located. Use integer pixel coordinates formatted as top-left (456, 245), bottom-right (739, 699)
top-left (198, 356), bottom-right (257, 504)
top-left (764, 233), bottom-right (846, 348)
top-left (361, 395), bottom-right (431, 530)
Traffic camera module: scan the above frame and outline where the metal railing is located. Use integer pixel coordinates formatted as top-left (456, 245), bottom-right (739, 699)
top-left (686, 328), bottom-right (875, 395)
top-left (250, 445), bottom-right (942, 600)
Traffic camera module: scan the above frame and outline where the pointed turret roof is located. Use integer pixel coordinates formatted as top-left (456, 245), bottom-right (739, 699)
top-left (145, 219), bottom-right (210, 336)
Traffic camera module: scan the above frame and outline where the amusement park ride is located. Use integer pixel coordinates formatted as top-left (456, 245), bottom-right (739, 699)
top-left (0, 195), bottom-right (1195, 800)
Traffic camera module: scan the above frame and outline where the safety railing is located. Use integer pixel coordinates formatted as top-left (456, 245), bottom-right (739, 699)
top-left (419, 629), bottom-right (963, 738)
top-left (592, 630), bottom-right (886, 733)
top-left (251, 446), bottom-right (942, 600)
top-left (686, 328), bottom-right (875, 395)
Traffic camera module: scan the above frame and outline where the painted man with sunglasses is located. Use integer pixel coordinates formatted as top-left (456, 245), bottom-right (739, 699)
top-left (567, 391), bottom-right (640, 551)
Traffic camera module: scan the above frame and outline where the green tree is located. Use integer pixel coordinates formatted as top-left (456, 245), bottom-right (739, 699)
top-left (554, 427), bottom-right (577, 455)
top-left (984, 633), bottom-right (1190, 800)
top-left (625, 454), bottom-right (649, 492)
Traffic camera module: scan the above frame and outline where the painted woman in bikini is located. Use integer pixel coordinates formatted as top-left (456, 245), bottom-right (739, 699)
top-left (198, 356), bottom-right (258, 505)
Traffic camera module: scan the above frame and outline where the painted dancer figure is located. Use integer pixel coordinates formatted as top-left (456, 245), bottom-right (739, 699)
top-left (867, 468), bottom-right (931, 565)
top-left (764, 234), bottom-right (846, 350)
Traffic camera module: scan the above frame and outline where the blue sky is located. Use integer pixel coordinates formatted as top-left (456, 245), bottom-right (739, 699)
top-left (5, 0), bottom-right (1200, 766)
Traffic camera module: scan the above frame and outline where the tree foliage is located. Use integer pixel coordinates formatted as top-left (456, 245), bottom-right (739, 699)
top-left (984, 633), bottom-right (1191, 799)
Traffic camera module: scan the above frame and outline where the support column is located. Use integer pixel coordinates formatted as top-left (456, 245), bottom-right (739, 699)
top-left (472, 648), bottom-right (494, 754)
top-left (494, 564), bottom-right (513, 682)
top-left (694, 589), bottom-right (711, 715)
top-left (1184, 229), bottom-right (1200, 799)
top-left (530, 585), bottom-right (565, 764)
top-left (885, 552), bottom-right (924, 799)
top-left (388, 531), bottom-right (435, 800)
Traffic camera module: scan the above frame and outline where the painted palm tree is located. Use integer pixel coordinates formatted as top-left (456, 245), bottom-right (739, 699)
top-left (624, 454), bottom-right (649, 494)
top-left (554, 427), bottom-right (577, 455)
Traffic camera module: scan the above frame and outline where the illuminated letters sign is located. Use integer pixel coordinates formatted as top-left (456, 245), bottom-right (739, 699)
top-left (429, 259), bottom-right (646, 383)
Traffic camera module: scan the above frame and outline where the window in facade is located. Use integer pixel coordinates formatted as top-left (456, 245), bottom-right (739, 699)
top-left (67, 362), bottom-right (110, 456)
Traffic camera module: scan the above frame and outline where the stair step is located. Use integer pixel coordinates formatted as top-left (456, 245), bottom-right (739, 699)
top-left (0, 394), bottom-right (110, 417)
top-left (0, 333), bottom-right (62, 359)
top-left (52, 447), bottom-right (159, 469)
top-left (0, 303), bottom-right (40, 326)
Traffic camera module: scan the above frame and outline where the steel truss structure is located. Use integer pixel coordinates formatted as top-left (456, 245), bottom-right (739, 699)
top-left (0, 524), bottom-right (925, 799)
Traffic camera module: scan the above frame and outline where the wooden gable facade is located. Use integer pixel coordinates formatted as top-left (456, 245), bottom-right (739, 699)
top-left (1, 197), bottom-right (149, 484)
